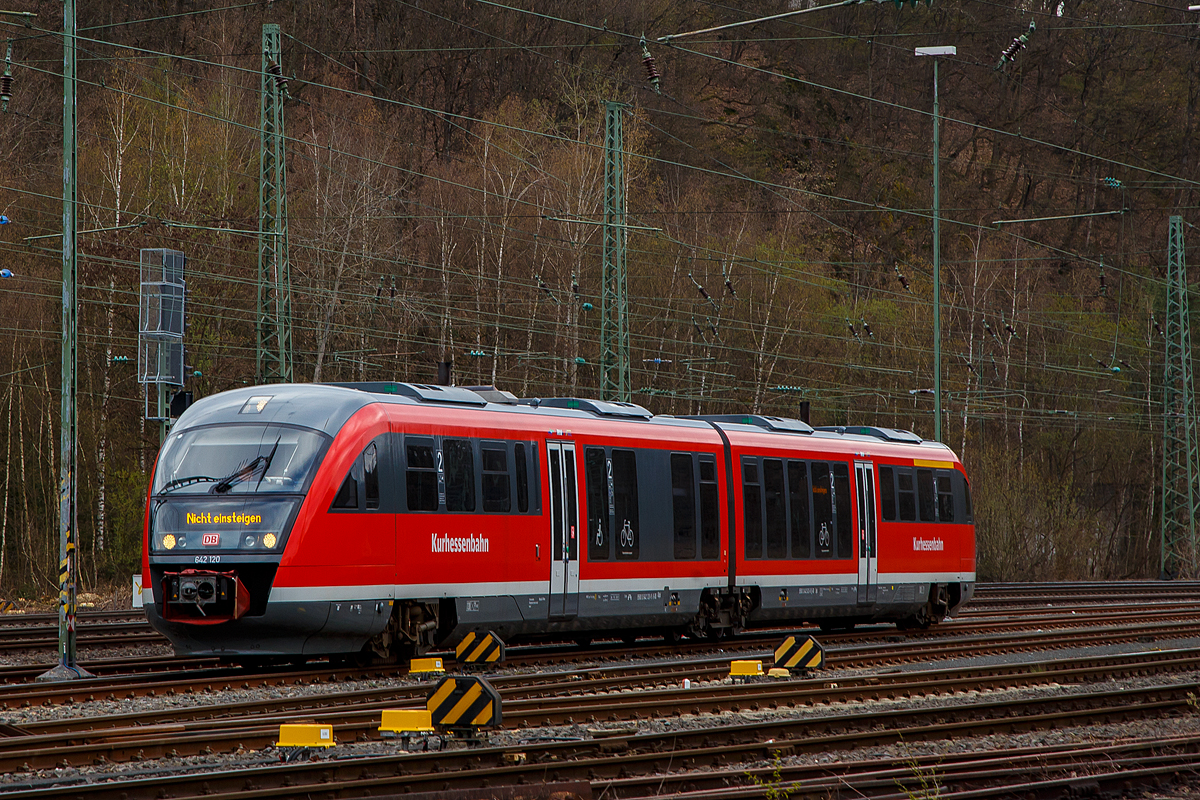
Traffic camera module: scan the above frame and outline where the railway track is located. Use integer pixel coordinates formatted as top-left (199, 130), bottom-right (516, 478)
top-left (0, 607), bottom-right (1199, 783)
top-left (0, 579), bottom-right (1193, 656)
top-left (3, 583), bottom-right (1200, 799)
top-left (2, 600), bottom-right (1199, 707)
top-left (3, 673), bottom-right (1197, 798)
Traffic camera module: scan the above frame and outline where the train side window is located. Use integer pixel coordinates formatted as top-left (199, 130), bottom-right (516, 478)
top-left (482, 444), bottom-right (511, 513)
top-left (833, 462), bottom-right (852, 558)
top-left (699, 456), bottom-right (720, 560)
top-left (741, 456), bottom-right (763, 559)
top-left (963, 476), bottom-right (973, 522)
top-left (671, 454), bottom-right (697, 559)
top-left (549, 447), bottom-right (564, 560)
top-left (936, 473), bottom-right (954, 522)
top-left (585, 447), bottom-right (610, 560)
top-left (363, 442), bottom-right (380, 510)
top-left (787, 460), bottom-right (810, 558)
top-left (811, 462), bottom-right (833, 557)
top-left (612, 449), bottom-right (639, 559)
top-left (764, 459), bottom-right (787, 559)
top-left (405, 440), bottom-right (438, 512)
top-left (444, 439), bottom-right (476, 512)
top-left (917, 469), bottom-right (936, 522)
top-left (879, 466), bottom-right (896, 521)
top-left (515, 443), bottom-right (530, 513)
top-left (333, 463), bottom-right (359, 510)
top-left (897, 470), bottom-right (917, 521)
top-left (564, 448), bottom-right (579, 559)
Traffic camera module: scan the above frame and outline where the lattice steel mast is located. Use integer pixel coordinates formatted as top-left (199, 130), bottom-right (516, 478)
top-left (257, 24), bottom-right (293, 383)
top-left (601, 101), bottom-right (629, 402)
top-left (1161, 215), bottom-right (1199, 578)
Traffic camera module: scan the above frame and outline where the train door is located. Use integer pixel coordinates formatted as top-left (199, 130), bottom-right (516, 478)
top-left (855, 461), bottom-right (878, 604)
top-left (547, 441), bottom-right (580, 618)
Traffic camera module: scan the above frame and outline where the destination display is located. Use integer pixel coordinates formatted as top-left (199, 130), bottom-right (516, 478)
top-left (151, 497), bottom-right (298, 552)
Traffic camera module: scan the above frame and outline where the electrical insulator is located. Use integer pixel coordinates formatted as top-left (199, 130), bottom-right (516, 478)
top-left (640, 35), bottom-right (661, 95)
top-left (2, 41), bottom-right (11, 113)
top-left (267, 59), bottom-right (289, 97)
top-left (995, 20), bottom-right (1035, 71)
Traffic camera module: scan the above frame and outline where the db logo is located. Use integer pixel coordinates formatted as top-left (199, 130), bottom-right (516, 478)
top-left (202, 533), bottom-right (220, 546)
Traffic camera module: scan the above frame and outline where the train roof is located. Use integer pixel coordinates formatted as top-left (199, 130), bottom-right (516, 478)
top-left (170, 382), bottom-right (956, 462)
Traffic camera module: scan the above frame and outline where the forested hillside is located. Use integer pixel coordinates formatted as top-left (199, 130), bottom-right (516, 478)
top-left (0, 0), bottom-right (1196, 595)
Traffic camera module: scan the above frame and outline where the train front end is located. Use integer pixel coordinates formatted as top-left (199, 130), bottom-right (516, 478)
top-left (141, 387), bottom-right (354, 659)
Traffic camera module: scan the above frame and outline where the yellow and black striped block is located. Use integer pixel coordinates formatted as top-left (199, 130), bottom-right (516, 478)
top-left (426, 675), bottom-right (502, 734)
top-left (774, 634), bottom-right (825, 671)
top-left (455, 630), bottom-right (506, 667)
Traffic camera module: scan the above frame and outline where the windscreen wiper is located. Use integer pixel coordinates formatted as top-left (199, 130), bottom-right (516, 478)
top-left (158, 475), bottom-right (218, 495)
top-left (253, 437), bottom-right (282, 492)
top-left (213, 436), bottom-right (282, 494)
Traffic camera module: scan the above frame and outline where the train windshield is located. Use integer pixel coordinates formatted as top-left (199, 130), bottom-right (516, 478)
top-left (153, 424), bottom-right (328, 496)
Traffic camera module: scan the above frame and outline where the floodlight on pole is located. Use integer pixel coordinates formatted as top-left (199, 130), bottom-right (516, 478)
top-left (914, 44), bottom-right (955, 443)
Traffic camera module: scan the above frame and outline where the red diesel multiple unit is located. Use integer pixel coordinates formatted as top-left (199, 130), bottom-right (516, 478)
top-left (141, 382), bottom-right (976, 660)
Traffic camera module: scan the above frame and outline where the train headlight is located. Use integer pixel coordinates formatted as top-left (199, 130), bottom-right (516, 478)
top-left (162, 534), bottom-right (176, 550)
top-left (243, 534), bottom-right (257, 548)
top-left (263, 532), bottom-right (278, 549)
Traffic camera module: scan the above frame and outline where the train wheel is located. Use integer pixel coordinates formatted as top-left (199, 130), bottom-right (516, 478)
top-left (622, 633), bottom-right (639, 645)
top-left (897, 604), bottom-right (933, 631)
top-left (575, 635), bottom-right (592, 647)
top-left (663, 629), bottom-right (682, 644)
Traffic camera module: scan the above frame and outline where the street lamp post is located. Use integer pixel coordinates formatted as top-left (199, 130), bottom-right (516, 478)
top-left (915, 45), bottom-right (954, 443)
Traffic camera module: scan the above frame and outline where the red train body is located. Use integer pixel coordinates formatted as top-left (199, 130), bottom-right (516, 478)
top-left (141, 383), bottom-right (975, 660)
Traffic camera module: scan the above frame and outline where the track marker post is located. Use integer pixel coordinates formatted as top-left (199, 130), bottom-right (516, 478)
top-left (427, 675), bottom-right (502, 743)
top-left (455, 630), bottom-right (506, 671)
top-left (774, 634), bottom-right (826, 672)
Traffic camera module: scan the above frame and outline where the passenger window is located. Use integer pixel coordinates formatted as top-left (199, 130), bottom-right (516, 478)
top-left (879, 466), bottom-right (896, 521)
top-left (897, 470), bottom-right (917, 521)
top-left (444, 439), bottom-right (476, 512)
top-left (963, 477), bottom-right (973, 521)
top-left (515, 443), bottom-right (529, 513)
top-left (586, 447), bottom-right (610, 560)
top-left (612, 449), bottom-right (639, 559)
top-left (333, 468), bottom-right (359, 509)
top-left (811, 462), bottom-right (833, 557)
top-left (672, 454), bottom-right (696, 559)
top-left (833, 462), bottom-right (852, 558)
top-left (482, 445), bottom-right (510, 513)
top-left (937, 473), bottom-right (954, 522)
top-left (788, 460), bottom-right (810, 558)
top-left (742, 456), bottom-right (763, 559)
top-left (764, 459), bottom-right (787, 559)
top-left (917, 469), bottom-right (936, 522)
top-left (363, 442), bottom-right (379, 510)
top-left (699, 457), bottom-right (720, 559)
top-left (406, 441), bottom-right (438, 511)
